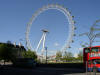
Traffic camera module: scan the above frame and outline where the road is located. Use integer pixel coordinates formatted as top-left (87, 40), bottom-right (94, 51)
top-left (0, 66), bottom-right (100, 75)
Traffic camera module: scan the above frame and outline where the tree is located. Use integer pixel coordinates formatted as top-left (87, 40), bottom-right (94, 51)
top-left (7, 40), bottom-right (12, 44)
top-left (80, 20), bottom-right (100, 47)
top-left (22, 50), bottom-right (37, 61)
top-left (0, 44), bottom-right (16, 64)
top-left (77, 51), bottom-right (83, 62)
top-left (56, 51), bottom-right (62, 62)
top-left (63, 51), bottom-right (73, 62)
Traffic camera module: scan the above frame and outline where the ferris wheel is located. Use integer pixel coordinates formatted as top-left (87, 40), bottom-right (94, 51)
top-left (26, 4), bottom-right (76, 54)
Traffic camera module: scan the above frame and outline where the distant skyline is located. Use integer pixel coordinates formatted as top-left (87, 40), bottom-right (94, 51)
top-left (0, 0), bottom-right (100, 56)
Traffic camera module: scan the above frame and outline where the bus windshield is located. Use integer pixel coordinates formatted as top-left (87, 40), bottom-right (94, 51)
top-left (92, 59), bottom-right (100, 64)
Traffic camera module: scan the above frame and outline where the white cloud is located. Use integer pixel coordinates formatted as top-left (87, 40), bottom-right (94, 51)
top-left (78, 48), bottom-right (83, 51)
top-left (54, 42), bottom-right (59, 47)
top-left (47, 50), bottom-right (57, 55)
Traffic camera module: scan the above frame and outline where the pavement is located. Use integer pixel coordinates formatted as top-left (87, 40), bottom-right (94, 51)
top-left (0, 66), bottom-right (100, 75)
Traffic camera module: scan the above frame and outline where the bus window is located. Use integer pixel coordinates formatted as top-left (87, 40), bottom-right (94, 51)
top-left (91, 48), bottom-right (98, 52)
top-left (96, 60), bottom-right (100, 64)
top-left (88, 60), bottom-right (93, 64)
top-left (85, 48), bottom-right (90, 53)
top-left (92, 59), bottom-right (100, 64)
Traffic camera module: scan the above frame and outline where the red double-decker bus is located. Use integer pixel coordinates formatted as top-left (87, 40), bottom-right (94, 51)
top-left (83, 46), bottom-right (100, 71)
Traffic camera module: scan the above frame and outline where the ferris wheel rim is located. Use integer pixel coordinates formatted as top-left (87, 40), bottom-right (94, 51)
top-left (26, 4), bottom-right (75, 52)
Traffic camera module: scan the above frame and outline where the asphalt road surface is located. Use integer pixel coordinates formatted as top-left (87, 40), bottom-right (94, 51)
top-left (0, 66), bottom-right (100, 75)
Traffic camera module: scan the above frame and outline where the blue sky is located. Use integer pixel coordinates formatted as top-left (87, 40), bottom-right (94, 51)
top-left (0, 0), bottom-right (100, 56)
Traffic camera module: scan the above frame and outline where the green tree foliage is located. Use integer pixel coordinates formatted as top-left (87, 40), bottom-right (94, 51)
top-left (56, 51), bottom-right (62, 61)
top-left (22, 50), bottom-right (37, 61)
top-left (77, 51), bottom-right (83, 61)
top-left (0, 44), bottom-right (16, 63)
top-left (7, 40), bottom-right (12, 44)
top-left (63, 51), bottom-right (73, 62)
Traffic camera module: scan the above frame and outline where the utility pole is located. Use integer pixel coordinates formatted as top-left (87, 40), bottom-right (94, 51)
top-left (45, 47), bottom-right (48, 64)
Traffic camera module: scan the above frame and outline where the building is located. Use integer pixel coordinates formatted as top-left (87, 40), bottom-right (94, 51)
top-left (0, 42), bottom-right (26, 58)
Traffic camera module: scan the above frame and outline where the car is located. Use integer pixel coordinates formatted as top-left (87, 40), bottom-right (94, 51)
top-left (13, 58), bottom-right (37, 68)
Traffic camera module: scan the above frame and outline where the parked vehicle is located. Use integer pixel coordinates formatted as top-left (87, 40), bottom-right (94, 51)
top-left (13, 58), bottom-right (37, 68)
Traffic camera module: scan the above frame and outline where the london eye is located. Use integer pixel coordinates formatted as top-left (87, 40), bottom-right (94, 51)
top-left (26, 4), bottom-right (75, 55)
